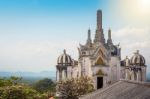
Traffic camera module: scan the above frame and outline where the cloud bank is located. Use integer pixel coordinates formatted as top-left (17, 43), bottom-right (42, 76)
top-left (112, 26), bottom-right (150, 70)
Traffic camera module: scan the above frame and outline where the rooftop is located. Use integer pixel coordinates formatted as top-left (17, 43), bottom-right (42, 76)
top-left (79, 80), bottom-right (150, 99)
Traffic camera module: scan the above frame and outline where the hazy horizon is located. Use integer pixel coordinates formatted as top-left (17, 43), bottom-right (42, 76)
top-left (0, 0), bottom-right (150, 72)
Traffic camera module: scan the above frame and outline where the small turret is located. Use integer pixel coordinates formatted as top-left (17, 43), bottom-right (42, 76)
top-left (107, 28), bottom-right (113, 45)
top-left (86, 28), bottom-right (92, 46)
top-left (63, 49), bottom-right (66, 54)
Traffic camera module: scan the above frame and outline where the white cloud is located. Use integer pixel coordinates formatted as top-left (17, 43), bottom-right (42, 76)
top-left (113, 26), bottom-right (150, 42)
top-left (112, 26), bottom-right (150, 70)
top-left (0, 26), bottom-right (150, 73)
top-left (0, 40), bottom-right (79, 72)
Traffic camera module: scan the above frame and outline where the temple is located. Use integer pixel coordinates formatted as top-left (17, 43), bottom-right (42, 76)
top-left (56, 10), bottom-right (147, 93)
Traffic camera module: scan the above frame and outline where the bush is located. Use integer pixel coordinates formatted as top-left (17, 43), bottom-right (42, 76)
top-left (58, 76), bottom-right (94, 99)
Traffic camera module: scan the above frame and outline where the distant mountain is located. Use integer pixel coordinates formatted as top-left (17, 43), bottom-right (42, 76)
top-left (0, 71), bottom-right (56, 78)
top-left (1, 71), bottom-right (149, 82)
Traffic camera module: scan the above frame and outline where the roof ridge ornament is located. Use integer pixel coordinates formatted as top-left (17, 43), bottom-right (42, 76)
top-left (63, 49), bottom-right (66, 54)
top-left (136, 50), bottom-right (139, 54)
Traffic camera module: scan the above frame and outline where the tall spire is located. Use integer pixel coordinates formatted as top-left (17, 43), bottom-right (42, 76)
top-left (107, 28), bottom-right (113, 45)
top-left (94, 10), bottom-right (105, 44)
top-left (86, 28), bottom-right (92, 46)
top-left (97, 10), bottom-right (102, 30)
top-left (88, 28), bottom-right (91, 40)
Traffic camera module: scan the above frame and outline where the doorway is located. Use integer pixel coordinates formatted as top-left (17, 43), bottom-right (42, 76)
top-left (97, 77), bottom-right (103, 89)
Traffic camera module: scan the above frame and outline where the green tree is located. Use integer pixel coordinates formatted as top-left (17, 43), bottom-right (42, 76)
top-left (0, 85), bottom-right (49, 99)
top-left (10, 76), bottom-right (22, 85)
top-left (0, 85), bottom-right (26, 99)
top-left (58, 76), bottom-right (94, 99)
top-left (0, 78), bottom-right (12, 87)
top-left (0, 77), bottom-right (51, 99)
top-left (33, 78), bottom-right (55, 93)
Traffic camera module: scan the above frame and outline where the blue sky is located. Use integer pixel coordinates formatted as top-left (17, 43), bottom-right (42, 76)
top-left (0, 0), bottom-right (150, 72)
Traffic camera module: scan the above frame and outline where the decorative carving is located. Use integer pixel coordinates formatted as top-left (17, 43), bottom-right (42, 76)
top-left (96, 69), bottom-right (104, 75)
top-left (95, 57), bottom-right (105, 65)
top-left (95, 69), bottom-right (108, 77)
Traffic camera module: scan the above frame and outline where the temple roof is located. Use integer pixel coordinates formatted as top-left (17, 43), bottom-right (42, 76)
top-left (79, 80), bottom-right (150, 99)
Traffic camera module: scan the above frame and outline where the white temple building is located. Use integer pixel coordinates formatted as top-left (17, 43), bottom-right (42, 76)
top-left (56, 9), bottom-right (147, 90)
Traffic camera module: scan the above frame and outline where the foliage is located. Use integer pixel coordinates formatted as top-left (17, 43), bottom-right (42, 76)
top-left (0, 85), bottom-right (49, 99)
top-left (20, 77), bottom-right (45, 85)
top-left (58, 76), bottom-right (94, 99)
top-left (0, 78), bottom-right (12, 87)
top-left (10, 76), bottom-right (22, 85)
top-left (33, 78), bottom-right (56, 93)
top-left (0, 85), bottom-right (27, 99)
top-left (0, 76), bottom-right (55, 99)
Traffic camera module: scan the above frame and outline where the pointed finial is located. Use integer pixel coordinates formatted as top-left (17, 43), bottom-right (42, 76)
top-left (107, 27), bottom-right (112, 45)
top-left (88, 28), bottom-right (91, 33)
top-left (63, 49), bottom-right (66, 54)
top-left (108, 28), bottom-right (111, 37)
top-left (136, 50), bottom-right (139, 54)
top-left (118, 42), bottom-right (120, 46)
top-left (87, 28), bottom-right (91, 40)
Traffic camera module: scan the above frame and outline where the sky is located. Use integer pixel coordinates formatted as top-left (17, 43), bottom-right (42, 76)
top-left (0, 0), bottom-right (150, 72)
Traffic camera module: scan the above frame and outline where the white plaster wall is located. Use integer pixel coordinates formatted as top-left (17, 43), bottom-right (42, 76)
top-left (72, 66), bottom-right (79, 78)
top-left (62, 70), bottom-right (65, 80)
top-left (141, 66), bottom-right (146, 81)
top-left (67, 66), bottom-right (72, 79)
top-left (82, 57), bottom-right (92, 77)
top-left (56, 70), bottom-right (59, 81)
top-left (93, 76), bottom-right (97, 89)
top-left (120, 67), bottom-right (125, 79)
top-left (78, 61), bottom-right (82, 77)
top-left (109, 56), bottom-right (121, 82)
top-left (137, 71), bottom-right (141, 81)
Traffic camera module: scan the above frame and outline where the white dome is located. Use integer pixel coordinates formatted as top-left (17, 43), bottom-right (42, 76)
top-left (57, 50), bottom-right (72, 66)
top-left (130, 50), bottom-right (145, 66)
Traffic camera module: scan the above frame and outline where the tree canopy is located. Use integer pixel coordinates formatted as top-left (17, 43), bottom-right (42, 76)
top-left (0, 76), bottom-right (55, 99)
top-left (33, 78), bottom-right (55, 93)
